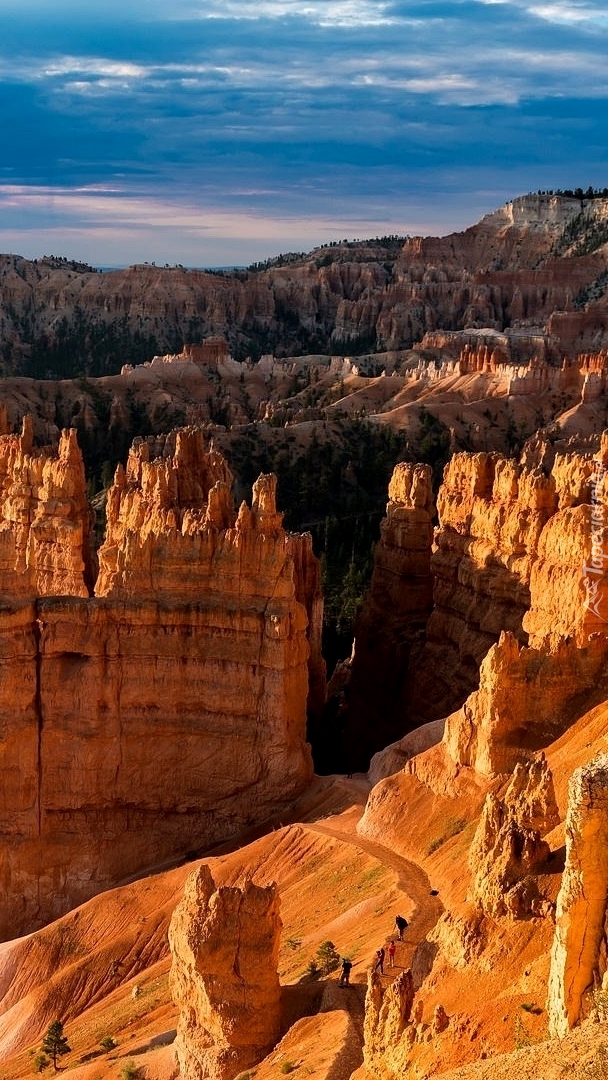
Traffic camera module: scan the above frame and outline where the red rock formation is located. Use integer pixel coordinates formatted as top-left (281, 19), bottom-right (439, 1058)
top-left (95, 428), bottom-right (325, 715)
top-left (548, 752), bottom-right (608, 1036)
top-left (468, 755), bottom-right (558, 917)
top-left (169, 865), bottom-right (282, 1080)
top-left (0, 424), bottom-right (318, 940)
top-left (409, 452), bottom-right (556, 725)
top-left (432, 1004), bottom-right (449, 1034)
top-left (352, 431), bottom-right (608, 784)
top-left (442, 632), bottom-right (608, 777)
top-left (0, 417), bottom-right (93, 598)
top-left (344, 463), bottom-right (434, 765)
top-left (363, 968), bottom-right (415, 1080)
top-left (2, 196), bottom-right (608, 380)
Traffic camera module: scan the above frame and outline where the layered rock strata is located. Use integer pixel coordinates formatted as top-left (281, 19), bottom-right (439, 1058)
top-left (548, 753), bottom-right (608, 1037)
top-left (3, 196), bottom-right (608, 384)
top-left (442, 631), bottom-right (608, 777)
top-left (411, 452), bottom-right (557, 723)
top-left (169, 865), bottom-right (282, 1080)
top-left (348, 434), bottom-right (608, 766)
top-left (0, 425), bottom-right (317, 939)
top-left (441, 436), bottom-right (608, 775)
top-left (341, 462), bottom-right (434, 765)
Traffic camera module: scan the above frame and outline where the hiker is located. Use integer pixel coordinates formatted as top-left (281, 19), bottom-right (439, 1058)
top-left (395, 914), bottom-right (408, 941)
top-left (375, 946), bottom-right (385, 974)
top-left (339, 957), bottom-right (353, 987)
top-left (388, 940), bottom-right (396, 967)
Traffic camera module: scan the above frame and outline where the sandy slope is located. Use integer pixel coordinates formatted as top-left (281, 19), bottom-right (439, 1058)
top-left (4, 699), bottom-right (608, 1079)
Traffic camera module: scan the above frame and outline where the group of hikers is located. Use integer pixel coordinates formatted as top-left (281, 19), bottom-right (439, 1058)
top-left (338, 914), bottom-right (408, 987)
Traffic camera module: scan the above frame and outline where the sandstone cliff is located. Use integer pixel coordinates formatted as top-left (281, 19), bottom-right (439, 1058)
top-left (414, 451), bottom-right (556, 723)
top-left (344, 462), bottom-right (434, 766)
top-left (169, 864), bottom-right (282, 1080)
top-left (363, 968), bottom-right (415, 1079)
top-left (0, 424), bottom-right (318, 940)
top-left (350, 429), bottom-right (608, 767)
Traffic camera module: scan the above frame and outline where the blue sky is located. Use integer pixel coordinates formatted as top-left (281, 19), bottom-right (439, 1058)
top-left (0, 0), bottom-right (606, 265)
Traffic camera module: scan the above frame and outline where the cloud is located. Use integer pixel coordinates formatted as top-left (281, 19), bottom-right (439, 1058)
top-left (176, 0), bottom-right (400, 27)
top-left (0, 0), bottom-right (606, 264)
top-left (477, 0), bottom-right (608, 28)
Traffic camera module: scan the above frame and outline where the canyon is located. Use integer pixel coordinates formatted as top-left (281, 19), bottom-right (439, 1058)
top-left (2, 194), bottom-right (608, 382)
top-left (1, 193), bottom-right (608, 1080)
top-left (1, 409), bottom-right (608, 1080)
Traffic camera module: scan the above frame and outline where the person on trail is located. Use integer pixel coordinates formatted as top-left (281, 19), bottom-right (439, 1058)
top-left (395, 914), bottom-right (408, 941)
top-left (339, 957), bottom-right (353, 987)
top-left (375, 947), bottom-right (385, 974)
top-left (388, 940), bottom-right (397, 967)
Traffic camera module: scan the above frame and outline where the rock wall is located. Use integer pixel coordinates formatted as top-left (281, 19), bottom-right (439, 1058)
top-left (169, 865), bottom-right (282, 1080)
top-left (548, 753), bottom-right (608, 1037)
top-left (435, 434), bottom-right (608, 775)
top-left (412, 452), bottom-right (556, 723)
top-left (345, 462), bottom-right (434, 765)
top-left (442, 631), bottom-right (608, 777)
top-left (2, 196), bottom-right (608, 381)
top-left (353, 433), bottom-right (608, 777)
top-left (0, 416), bottom-right (93, 598)
top-left (415, 434), bottom-right (608, 725)
top-left (0, 425), bottom-right (317, 940)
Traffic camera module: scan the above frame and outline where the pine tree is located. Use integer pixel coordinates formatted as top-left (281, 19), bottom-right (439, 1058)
top-left (40, 1019), bottom-right (71, 1070)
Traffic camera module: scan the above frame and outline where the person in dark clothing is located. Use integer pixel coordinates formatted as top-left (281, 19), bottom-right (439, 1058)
top-left (339, 957), bottom-right (353, 986)
top-left (375, 947), bottom-right (385, 974)
top-left (395, 915), bottom-right (408, 941)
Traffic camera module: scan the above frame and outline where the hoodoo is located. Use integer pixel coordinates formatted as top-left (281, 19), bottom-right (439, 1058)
top-left (0, 423), bottom-right (318, 940)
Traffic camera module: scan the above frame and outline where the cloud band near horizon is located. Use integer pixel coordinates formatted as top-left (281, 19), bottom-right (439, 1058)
top-left (0, 0), bottom-right (606, 265)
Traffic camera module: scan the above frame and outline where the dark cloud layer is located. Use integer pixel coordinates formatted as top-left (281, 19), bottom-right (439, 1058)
top-left (0, 0), bottom-right (606, 263)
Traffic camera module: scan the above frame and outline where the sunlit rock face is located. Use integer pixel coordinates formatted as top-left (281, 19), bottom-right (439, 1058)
top-left (0, 416), bottom-right (93, 598)
top-left (363, 967), bottom-right (415, 1080)
top-left (169, 865), bottom-right (282, 1080)
top-left (468, 754), bottom-right (558, 918)
top-left (0, 424), bottom-right (316, 940)
top-left (548, 753), bottom-right (608, 1037)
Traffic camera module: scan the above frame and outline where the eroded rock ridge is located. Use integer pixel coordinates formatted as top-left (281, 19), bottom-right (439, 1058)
top-left (0, 423), bottom-right (317, 939)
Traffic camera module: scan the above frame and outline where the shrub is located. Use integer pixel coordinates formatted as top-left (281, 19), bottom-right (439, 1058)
top-left (100, 1035), bottom-right (117, 1051)
top-left (281, 1063), bottom-right (296, 1074)
top-left (119, 1063), bottom-right (141, 1080)
top-left (315, 940), bottom-right (340, 975)
top-left (33, 1054), bottom-right (50, 1074)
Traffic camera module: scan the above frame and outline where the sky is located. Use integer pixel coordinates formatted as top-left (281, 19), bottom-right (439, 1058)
top-left (0, 0), bottom-right (606, 266)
